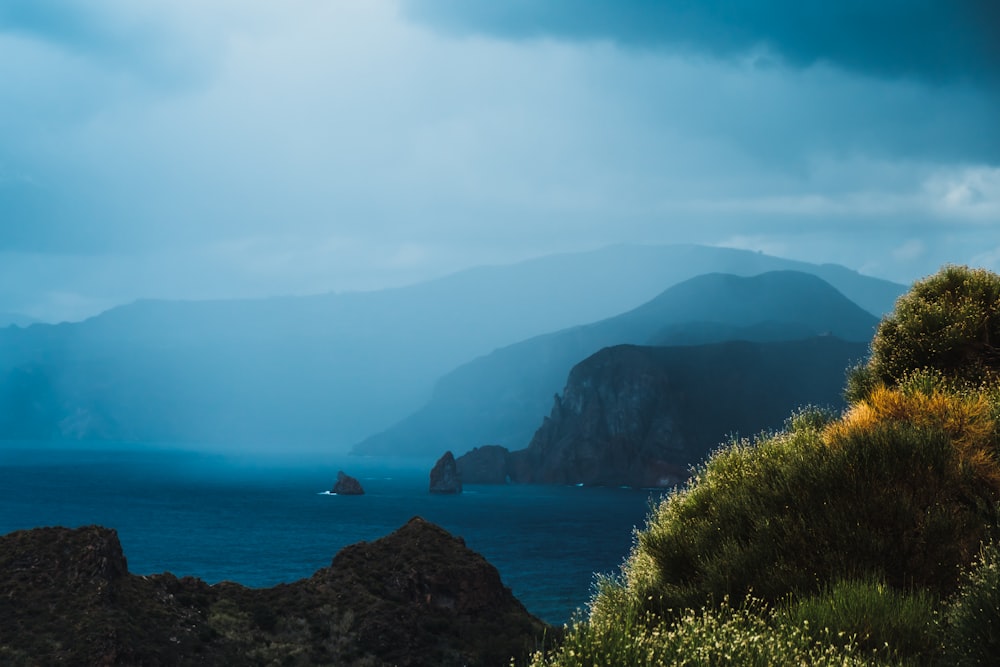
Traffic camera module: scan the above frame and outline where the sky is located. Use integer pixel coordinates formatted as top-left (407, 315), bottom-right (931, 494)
top-left (1, 0), bottom-right (998, 322)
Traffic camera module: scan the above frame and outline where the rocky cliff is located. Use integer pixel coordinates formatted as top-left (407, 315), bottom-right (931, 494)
top-left (483, 337), bottom-right (866, 488)
top-left (0, 520), bottom-right (545, 666)
top-left (457, 445), bottom-right (511, 484)
top-left (430, 451), bottom-right (463, 494)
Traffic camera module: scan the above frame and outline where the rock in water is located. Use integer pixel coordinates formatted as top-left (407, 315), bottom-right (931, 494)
top-left (331, 470), bottom-right (365, 495)
top-left (429, 451), bottom-right (462, 494)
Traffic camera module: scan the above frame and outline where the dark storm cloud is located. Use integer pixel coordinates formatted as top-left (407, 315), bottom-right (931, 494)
top-left (404, 0), bottom-right (1000, 84)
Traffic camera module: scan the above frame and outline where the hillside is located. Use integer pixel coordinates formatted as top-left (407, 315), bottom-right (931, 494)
top-left (355, 271), bottom-right (878, 457)
top-left (530, 265), bottom-right (1000, 666)
top-left (0, 245), bottom-right (901, 451)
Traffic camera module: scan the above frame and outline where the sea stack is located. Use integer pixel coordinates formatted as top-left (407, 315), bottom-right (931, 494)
top-left (331, 471), bottom-right (365, 495)
top-left (429, 451), bottom-right (462, 494)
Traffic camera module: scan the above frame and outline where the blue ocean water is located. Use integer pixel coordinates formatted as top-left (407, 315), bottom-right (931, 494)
top-left (0, 445), bottom-right (667, 624)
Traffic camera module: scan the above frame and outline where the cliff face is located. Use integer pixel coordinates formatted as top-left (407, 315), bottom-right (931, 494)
top-left (430, 451), bottom-right (463, 493)
top-left (507, 337), bottom-right (867, 488)
top-left (0, 521), bottom-right (545, 667)
top-left (457, 445), bottom-right (512, 484)
top-left (507, 346), bottom-right (686, 488)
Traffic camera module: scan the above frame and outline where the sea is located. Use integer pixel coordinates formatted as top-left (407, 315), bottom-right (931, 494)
top-left (0, 444), bottom-right (669, 625)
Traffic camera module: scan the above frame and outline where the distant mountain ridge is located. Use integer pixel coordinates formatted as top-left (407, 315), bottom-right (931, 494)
top-left (0, 312), bottom-right (39, 328)
top-left (0, 245), bottom-right (902, 450)
top-left (353, 271), bottom-right (879, 457)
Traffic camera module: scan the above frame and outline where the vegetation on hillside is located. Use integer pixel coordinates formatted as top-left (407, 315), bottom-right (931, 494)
top-left (531, 265), bottom-right (1000, 666)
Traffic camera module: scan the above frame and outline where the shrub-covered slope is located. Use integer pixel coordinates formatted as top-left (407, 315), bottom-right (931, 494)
top-left (533, 265), bottom-right (1000, 666)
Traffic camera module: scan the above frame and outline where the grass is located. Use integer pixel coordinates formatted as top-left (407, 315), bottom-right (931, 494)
top-left (625, 385), bottom-right (1000, 615)
top-left (778, 578), bottom-right (938, 660)
top-left (529, 383), bottom-right (1000, 666)
top-left (529, 595), bottom-right (884, 667)
top-left (940, 541), bottom-right (1000, 666)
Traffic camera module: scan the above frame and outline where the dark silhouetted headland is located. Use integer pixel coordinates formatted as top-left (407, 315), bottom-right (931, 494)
top-left (0, 519), bottom-right (545, 666)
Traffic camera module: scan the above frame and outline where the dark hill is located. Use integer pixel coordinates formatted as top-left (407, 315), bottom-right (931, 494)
top-left (0, 245), bottom-right (902, 451)
top-left (505, 337), bottom-right (867, 488)
top-left (355, 272), bottom-right (877, 457)
top-left (0, 520), bottom-right (545, 666)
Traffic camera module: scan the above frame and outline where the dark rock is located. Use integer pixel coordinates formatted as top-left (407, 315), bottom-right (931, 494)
top-left (0, 521), bottom-right (547, 667)
top-left (456, 445), bottom-right (511, 484)
top-left (507, 337), bottom-right (867, 488)
top-left (331, 470), bottom-right (365, 495)
top-left (321, 516), bottom-right (545, 665)
top-left (429, 450), bottom-right (463, 494)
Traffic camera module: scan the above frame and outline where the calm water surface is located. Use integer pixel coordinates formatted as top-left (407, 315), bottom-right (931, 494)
top-left (0, 445), bottom-right (666, 624)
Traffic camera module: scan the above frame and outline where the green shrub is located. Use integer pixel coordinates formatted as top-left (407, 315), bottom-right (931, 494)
top-left (941, 541), bottom-right (1000, 666)
top-left (866, 265), bottom-right (1000, 393)
top-left (779, 578), bottom-right (937, 659)
top-left (783, 404), bottom-right (838, 434)
top-left (529, 596), bottom-right (882, 667)
top-left (620, 387), bottom-right (1000, 616)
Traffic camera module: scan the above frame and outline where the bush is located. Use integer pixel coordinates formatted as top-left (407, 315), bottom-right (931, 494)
top-left (865, 265), bottom-right (1000, 393)
top-left (618, 386), bottom-right (1000, 616)
top-left (779, 578), bottom-right (937, 659)
top-left (941, 541), bottom-right (1000, 666)
top-left (539, 265), bottom-right (1000, 666)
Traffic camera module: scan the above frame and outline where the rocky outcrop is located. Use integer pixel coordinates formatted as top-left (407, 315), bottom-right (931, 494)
top-left (505, 337), bottom-right (867, 488)
top-left (331, 470), bottom-right (365, 495)
top-left (0, 521), bottom-right (546, 666)
top-left (321, 517), bottom-right (544, 665)
top-left (429, 451), bottom-right (463, 494)
top-left (456, 445), bottom-right (511, 484)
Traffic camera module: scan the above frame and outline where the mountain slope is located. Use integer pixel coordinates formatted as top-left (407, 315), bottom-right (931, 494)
top-left (0, 245), bottom-right (901, 451)
top-left (355, 272), bottom-right (877, 457)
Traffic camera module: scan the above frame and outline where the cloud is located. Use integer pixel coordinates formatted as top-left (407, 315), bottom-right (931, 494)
top-left (892, 239), bottom-right (926, 263)
top-left (0, 0), bottom-right (215, 88)
top-left (1, 0), bottom-right (997, 320)
top-left (925, 166), bottom-right (1000, 221)
top-left (403, 0), bottom-right (1000, 85)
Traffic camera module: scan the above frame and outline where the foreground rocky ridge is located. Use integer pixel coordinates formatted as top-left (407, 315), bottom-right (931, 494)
top-left (0, 520), bottom-right (546, 666)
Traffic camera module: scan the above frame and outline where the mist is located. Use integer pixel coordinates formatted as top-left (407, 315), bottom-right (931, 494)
top-left (1, 1), bottom-right (995, 459)
top-left (1, 0), bottom-right (998, 326)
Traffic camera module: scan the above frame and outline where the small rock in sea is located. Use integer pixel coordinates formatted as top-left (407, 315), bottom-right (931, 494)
top-left (429, 451), bottom-right (462, 494)
top-left (331, 470), bottom-right (365, 495)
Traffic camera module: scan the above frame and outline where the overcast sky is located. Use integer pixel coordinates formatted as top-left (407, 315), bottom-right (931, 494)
top-left (2, 0), bottom-right (998, 322)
